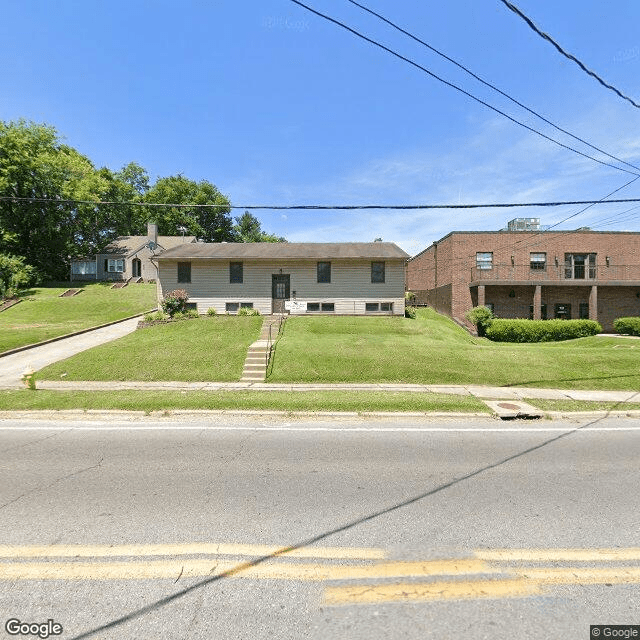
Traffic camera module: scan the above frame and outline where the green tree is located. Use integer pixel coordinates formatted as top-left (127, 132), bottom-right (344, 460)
top-left (143, 175), bottom-right (234, 241)
top-left (0, 253), bottom-right (38, 299)
top-left (233, 211), bottom-right (286, 243)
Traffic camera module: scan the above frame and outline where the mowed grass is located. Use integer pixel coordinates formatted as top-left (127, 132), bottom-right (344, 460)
top-left (38, 316), bottom-right (263, 382)
top-left (268, 309), bottom-right (640, 390)
top-left (0, 283), bottom-right (157, 353)
top-left (0, 390), bottom-right (489, 413)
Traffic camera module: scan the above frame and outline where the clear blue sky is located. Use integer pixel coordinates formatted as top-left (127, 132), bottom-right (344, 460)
top-left (2, 0), bottom-right (640, 255)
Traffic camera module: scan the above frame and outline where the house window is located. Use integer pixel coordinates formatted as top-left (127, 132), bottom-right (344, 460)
top-left (476, 252), bottom-right (493, 270)
top-left (365, 303), bottom-right (379, 312)
top-left (177, 262), bottom-right (191, 283)
top-left (530, 253), bottom-right (546, 270)
top-left (371, 261), bottom-right (385, 283)
top-left (108, 259), bottom-right (124, 273)
top-left (321, 303), bottom-right (335, 312)
top-left (317, 261), bottom-right (331, 283)
top-left (72, 261), bottom-right (96, 275)
top-left (307, 303), bottom-right (320, 312)
top-left (380, 302), bottom-right (392, 312)
top-left (225, 302), bottom-right (239, 312)
top-left (240, 302), bottom-right (253, 309)
top-left (230, 262), bottom-right (243, 284)
top-left (564, 253), bottom-right (596, 279)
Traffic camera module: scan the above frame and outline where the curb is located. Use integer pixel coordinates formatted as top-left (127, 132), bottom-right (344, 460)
top-left (0, 309), bottom-right (157, 358)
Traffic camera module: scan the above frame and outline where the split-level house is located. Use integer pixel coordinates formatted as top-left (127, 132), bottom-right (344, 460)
top-left (407, 222), bottom-right (640, 331)
top-left (155, 242), bottom-right (409, 315)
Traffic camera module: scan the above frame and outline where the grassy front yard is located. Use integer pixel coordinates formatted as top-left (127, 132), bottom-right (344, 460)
top-left (268, 309), bottom-right (640, 390)
top-left (38, 316), bottom-right (263, 382)
top-left (0, 283), bottom-right (157, 353)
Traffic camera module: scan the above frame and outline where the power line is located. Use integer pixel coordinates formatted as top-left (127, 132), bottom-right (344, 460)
top-left (4, 195), bottom-right (640, 210)
top-left (347, 0), bottom-right (640, 174)
top-left (499, 0), bottom-right (640, 109)
top-left (288, 0), bottom-right (639, 176)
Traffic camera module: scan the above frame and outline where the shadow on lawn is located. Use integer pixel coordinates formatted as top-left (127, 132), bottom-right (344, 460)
top-left (503, 373), bottom-right (640, 388)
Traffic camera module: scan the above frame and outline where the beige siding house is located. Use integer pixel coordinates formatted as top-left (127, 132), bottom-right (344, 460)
top-left (156, 242), bottom-right (409, 315)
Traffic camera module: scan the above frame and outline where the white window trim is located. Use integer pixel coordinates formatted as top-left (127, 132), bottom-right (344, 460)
top-left (108, 259), bottom-right (124, 273)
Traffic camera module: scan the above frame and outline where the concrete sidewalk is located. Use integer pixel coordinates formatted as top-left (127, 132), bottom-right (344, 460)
top-left (25, 380), bottom-right (640, 403)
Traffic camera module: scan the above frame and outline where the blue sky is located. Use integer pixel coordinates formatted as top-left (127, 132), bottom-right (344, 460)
top-left (2, 0), bottom-right (640, 255)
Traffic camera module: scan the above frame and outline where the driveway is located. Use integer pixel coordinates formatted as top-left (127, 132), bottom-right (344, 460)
top-left (0, 317), bottom-right (141, 388)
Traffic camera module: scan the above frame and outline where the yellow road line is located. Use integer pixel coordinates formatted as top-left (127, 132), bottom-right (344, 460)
top-left (324, 579), bottom-right (542, 605)
top-left (0, 558), bottom-right (494, 582)
top-left (516, 566), bottom-right (640, 584)
top-left (0, 543), bottom-right (385, 561)
top-left (477, 548), bottom-right (640, 562)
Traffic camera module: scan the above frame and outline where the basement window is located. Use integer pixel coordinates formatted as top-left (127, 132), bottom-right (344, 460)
top-left (321, 303), bottom-right (335, 312)
top-left (225, 302), bottom-right (239, 312)
top-left (307, 303), bottom-right (320, 312)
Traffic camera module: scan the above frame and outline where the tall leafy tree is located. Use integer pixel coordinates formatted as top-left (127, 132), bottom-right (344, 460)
top-left (143, 175), bottom-right (234, 241)
top-left (233, 211), bottom-right (287, 243)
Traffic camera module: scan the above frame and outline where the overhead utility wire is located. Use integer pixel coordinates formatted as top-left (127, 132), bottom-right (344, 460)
top-left (499, 0), bottom-right (640, 109)
top-left (347, 0), bottom-right (640, 174)
top-left (4, 195), bottom-right (640, 210)
top-left (288, 0), bottom-right (638, 176)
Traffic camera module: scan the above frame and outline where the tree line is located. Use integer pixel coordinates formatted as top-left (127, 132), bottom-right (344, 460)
top-left (0, 119), bottom-right (284, 288)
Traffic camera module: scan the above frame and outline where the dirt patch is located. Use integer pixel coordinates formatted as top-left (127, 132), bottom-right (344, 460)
top-left (59, 289), bottom-right (82, 297)
top-left (0, 298), bottom-right (21, 312)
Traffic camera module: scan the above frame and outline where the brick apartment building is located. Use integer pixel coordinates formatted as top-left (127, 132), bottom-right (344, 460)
top-left (406, 220), bottom-right (640, 331)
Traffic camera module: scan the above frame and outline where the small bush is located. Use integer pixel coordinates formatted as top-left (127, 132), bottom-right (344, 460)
top-left (185, 309), bottom-right (199, 319)
top-left (485, 318), bottom-right (602, 343)
top-left (144, 311), bottom-right (169, 323)
top-left (613, 317), bottom-right (640, 336)
top-left (465, 306), bottom-right (494, 337)
top-left (237, 306), bottom-right (260, 316)
top-left (161, 289), bottom-right (189, 317)
top-left (405, 305), bottom-right (417, 319)
top-left (206, 307), bottom-right (217, 316)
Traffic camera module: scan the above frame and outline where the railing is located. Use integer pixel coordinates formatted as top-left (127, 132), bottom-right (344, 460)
top-left (265, 314), bottom-right (286, 378)
top-left (471, 264), bottom-right (640, 282)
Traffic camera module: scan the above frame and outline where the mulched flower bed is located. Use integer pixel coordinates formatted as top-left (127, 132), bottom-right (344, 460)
top-left (0, 298), bottom-right (21, 312)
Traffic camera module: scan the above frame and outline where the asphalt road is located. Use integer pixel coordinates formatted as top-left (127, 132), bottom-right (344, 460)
top-left (0, 414), bottom-right (639, 640)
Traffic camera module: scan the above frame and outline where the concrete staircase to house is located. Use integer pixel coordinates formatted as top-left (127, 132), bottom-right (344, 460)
top-left (240, 314), bottom-right (286, 382)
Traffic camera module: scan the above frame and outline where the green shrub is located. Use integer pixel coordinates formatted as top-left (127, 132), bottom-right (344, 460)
top-left (144, 311), bottom-right (169, 323)
top-left (185, 309), bottom-right (199, 319)
top-left (404, 305), bottom-right (417, 319)
top-left (485, 318), bottom-right (602, 343)
top-left (614, 317), bottom-right (640, 336)
top-left (206, 307), bottom-right (217, 316)
top-left (161, 289), bottom-right (189, 317)
top-left (465, 306), bottom-right (494, 337)
top-left (0, 253), bottom-right (38, 299)
top-left (237, 306), bottom-right (260, 316)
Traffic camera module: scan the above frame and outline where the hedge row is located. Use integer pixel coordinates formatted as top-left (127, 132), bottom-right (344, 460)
top-left (484, 318), bottom-right (602, 343)
top-left (613, 317), bottom-right (640, 336)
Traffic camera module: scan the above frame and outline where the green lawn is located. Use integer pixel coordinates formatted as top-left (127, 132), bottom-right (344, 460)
top-left (525, 399), bottom-right (640, 412)
top-left (0, 390), bottom-right (489, 413)
top-left (0, 283), bottom-right (157, 353)
top-left (38, 316), bottom-right (263, 382)
top-left (267, 309), bottom-right (640, 391)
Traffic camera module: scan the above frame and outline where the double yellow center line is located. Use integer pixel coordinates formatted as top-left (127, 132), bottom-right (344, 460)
top-left (1, 544), bottom-right (639, 605)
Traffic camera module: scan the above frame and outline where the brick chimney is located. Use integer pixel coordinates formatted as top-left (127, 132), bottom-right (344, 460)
top-left (147, 222), bottom-right (158, 245)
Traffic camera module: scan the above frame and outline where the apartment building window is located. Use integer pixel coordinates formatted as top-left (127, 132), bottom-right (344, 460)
top-left (317, 261), bottom-right (331, 283)
top-left (564, 253), bottom-right (596, 279)
top-left (230, 262), bottom-right (243, 283)
top-left (530, 253), bottom-right (546, 270)
top-left (177, 262), bottom-right (191, 283)
top-left (476, 252), bottom-right (493, 270)
top-left (371, 261), bottom-right (385, 283)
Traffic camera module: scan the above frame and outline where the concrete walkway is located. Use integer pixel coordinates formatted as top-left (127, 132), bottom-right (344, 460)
top-left (26, 380), bottom-right (640, 403)
top-left (0, 317), bottom-right (141, 387)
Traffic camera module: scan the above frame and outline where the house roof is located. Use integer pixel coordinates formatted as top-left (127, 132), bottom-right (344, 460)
top-left (156, 242), bottom-right (410, 260)
top-left (100, 235), bottom-right (196, 256)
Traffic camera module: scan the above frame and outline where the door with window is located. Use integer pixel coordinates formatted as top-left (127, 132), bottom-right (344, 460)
top-left (132, 258), bottom-right (141, 278)
top-left (272, 274), bottom-right (290, 313)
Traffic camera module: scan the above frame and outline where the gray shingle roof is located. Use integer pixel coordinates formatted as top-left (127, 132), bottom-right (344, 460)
top-left (101, 235), bottom-right (196, 256)
top-left (157, 242), bottom-right (410, 260)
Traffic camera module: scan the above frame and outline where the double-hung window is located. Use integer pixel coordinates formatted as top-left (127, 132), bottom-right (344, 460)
top-left (230, 262), bottom-right (243, 284)
top-left (177, 262), bottom-right (191, 283)
top-left (530, 253), bottom-right (546, 270)
top-left (317, 261), bottom-right (331, 283)
top-left (476, 252), bottom-right (493, 270)
top-left (108, 258), bottom-right (125, 273)
top-left (371, 261), bottom-right (385, 283)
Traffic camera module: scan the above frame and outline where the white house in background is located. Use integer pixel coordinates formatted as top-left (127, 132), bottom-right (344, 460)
top-left (155, 242), bottom-right (409, 315)
top-left (71, 223), bottom-right (196, 282)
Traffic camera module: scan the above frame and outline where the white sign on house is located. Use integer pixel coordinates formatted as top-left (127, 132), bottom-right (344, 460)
top-left (285, 300), bottom-right (307, 312)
